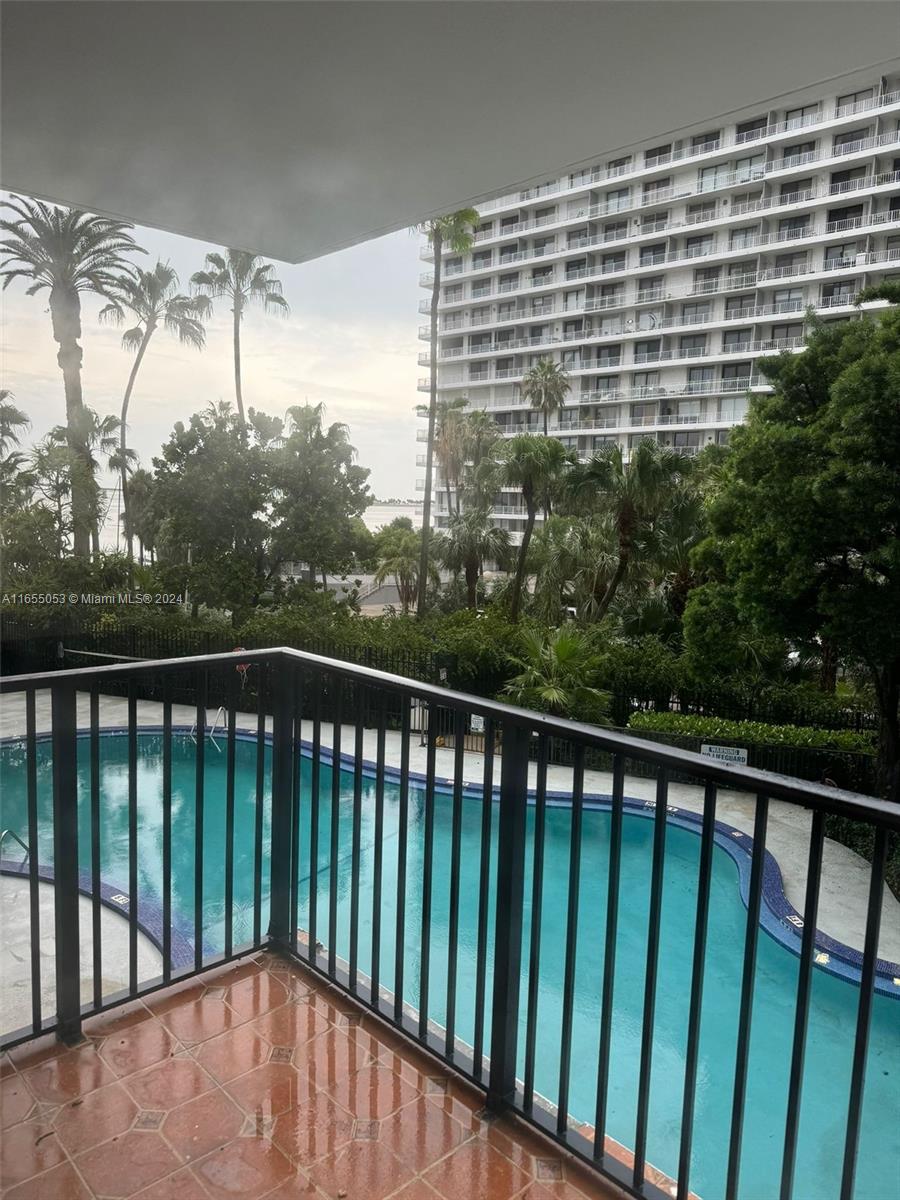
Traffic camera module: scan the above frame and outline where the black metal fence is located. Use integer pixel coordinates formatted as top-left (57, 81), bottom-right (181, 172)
top-left (1, 648), bottom-right (897, 1200)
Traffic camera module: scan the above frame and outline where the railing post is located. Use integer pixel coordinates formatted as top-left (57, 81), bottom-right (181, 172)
top-left (51, 681), bottom-right (82, 1044)
top-left (487, 720), bottom-right (530, 1112)
top-left (268, 656), bottom-right (295, 947)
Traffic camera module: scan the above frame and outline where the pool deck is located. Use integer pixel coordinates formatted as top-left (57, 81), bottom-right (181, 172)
top-left (1, 690), bottom-right (898, 965)
top-left (0, 952), bottom-right (633, 1200)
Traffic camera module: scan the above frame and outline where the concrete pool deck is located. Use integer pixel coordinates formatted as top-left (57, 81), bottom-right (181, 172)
top-left (1, 690), bottom-right (898, 967)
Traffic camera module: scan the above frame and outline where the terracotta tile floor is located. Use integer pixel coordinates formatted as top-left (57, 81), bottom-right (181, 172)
top-left (0, 953), bottom-right (625, 1200)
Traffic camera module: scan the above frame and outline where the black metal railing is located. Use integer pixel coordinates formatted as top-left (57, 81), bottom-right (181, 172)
top-left (0, 647), bottom-right (897, 1200)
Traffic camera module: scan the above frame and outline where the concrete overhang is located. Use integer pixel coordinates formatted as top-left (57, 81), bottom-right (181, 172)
top-left (2, 1), bottom-right (898, 263)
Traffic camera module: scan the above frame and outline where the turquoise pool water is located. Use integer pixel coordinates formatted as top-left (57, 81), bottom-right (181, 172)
top-left (1, 732), bottom-right (897, 1200)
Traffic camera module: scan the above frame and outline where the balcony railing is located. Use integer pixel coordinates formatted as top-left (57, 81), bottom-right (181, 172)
top-left (1, 651), bottom-right (896, 1200)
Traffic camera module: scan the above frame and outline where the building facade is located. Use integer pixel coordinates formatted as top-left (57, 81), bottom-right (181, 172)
top-left (417, 67), bottom-right (900, 542)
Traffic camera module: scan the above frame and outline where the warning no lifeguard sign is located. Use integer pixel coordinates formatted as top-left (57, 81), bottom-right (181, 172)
top-left (700, 743), bottom-right (749, 766)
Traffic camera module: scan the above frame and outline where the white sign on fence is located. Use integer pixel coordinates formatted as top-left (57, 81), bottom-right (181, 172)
top-left (700, 743), bottom-right (748, 765)
top-left (470, 714), bottom-right (485, 734)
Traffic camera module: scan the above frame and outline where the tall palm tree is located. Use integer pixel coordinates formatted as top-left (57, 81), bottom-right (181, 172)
top-left (0, 389), bottom-right (29, 461)
top-left (522, 357), bottom-right (570, 437)
top-left (415, 208), bottom-right (479, 615)
top-left (190, 249), bottom-right (289, 426)
top-left (434, 507), bottom-right (510, 609)
top-left (503, 435), bottom-right (574, 621)
top-left (51, 408), bottom-right (131, 555)
top-left (0, 196), bottom-right (142, 555)
top-left (99, 261), bottom-right (209, 559)
top-left (425, 395), bottom-right (469, 517)
top-left (567, 439), bottom-right (690, 621)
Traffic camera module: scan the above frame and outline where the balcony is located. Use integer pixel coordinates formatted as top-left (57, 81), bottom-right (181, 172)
top-left (1, 651), bottom-right (897, 1200)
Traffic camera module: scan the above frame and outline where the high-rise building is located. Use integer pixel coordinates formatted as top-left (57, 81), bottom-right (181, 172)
top-left (417, 68), bottom-right (900, 542)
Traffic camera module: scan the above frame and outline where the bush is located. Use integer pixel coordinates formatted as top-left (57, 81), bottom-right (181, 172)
top-left (626, 710), bottom-right (876, 754)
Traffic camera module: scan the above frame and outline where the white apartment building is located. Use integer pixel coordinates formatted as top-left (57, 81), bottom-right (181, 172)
top-left (417, 67), bottom-right (900, 541)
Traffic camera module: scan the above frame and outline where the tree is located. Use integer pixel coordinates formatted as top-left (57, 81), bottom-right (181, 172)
top-left (152, 402), bottom-right (270, 622)
top-left (99, 261), bottom-right (208, 559)
top-left (415, 208), bottom-right (479, 615)
top-left (417, 395), bottom-right (470, 517)
top-left (502, 435), bottom-right (574, 621)
top-left (522, 357), bottom-right (570, 437)
top-left (124, 467), bottom-right (161, 565)
top-left (51, 407), bottom-right (130, 556)
top-left (190, 249), bottom-right (288, 427)
top-left (566, 439), bottom-right (690, 621)
top-left (529, 513), bottom-right (619, 624)
top-left (0, 389), bottom-right (29, 462)
top-left (701, 306), bottom-right (900, 796)
top-left (434, 507), bottom-right (510, 609)
top-left (374, 526), bottom-right (434, 615)
top-left (268, 403), bottom-right (371, 585)
top-left (502, 626), bottom-right (610, 724)
top-left (29, 436), bottom-right (73, 556)
top-left (0, 196), bottom-right (141, 555)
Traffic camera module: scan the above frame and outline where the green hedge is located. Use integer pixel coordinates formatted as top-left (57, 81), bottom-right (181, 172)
top-left (626, 711), bottom-right (876, 754)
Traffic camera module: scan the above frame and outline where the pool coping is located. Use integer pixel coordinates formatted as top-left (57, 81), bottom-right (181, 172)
top-left (3, 724), bottom-right (898, 998)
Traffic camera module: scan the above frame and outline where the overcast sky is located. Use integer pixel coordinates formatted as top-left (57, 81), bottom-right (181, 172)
top-left (1, 192), bottom-right (425, 507)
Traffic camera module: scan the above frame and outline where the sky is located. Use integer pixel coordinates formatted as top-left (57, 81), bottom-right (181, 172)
top-left (0, 192), bottom-right (426, 520)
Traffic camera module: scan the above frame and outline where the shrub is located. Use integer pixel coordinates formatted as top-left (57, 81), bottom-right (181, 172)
top-left (626, 711), bottom-right (876, 754)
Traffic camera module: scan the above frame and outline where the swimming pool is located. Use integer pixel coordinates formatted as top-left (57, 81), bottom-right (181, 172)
top-left (1, 730), bottom-right (897, 1200)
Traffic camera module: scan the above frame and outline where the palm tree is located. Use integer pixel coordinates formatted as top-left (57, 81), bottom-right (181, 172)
top-left (374, 527), bottom-right (435, 614)
top-left (0, 388), bottom-right (29, 462)
top-left (124, 467), bottom-right (159, 565)
top-left (415, 208), bottom-right (479, 615)
top-left (190, 249), bottom-right (289, 426)
top-left (0, 196), bottom-right (142, 555)
top-left (522, 357), bottom-right (570, 437)
top-left (99, 261), bottom-right (208, 559)
top-left (434, 507), bottom-right (510, 609)
top-left (424, 395), bottom-right (469, 517)
top-left (502, 435), bottom-right (574, 621)
top-left (567, 439), bottom-right (691, 621)
top-left (52, 408), bottom-right (131, 555)
top-left (502, 626), bottom-right (610, 724)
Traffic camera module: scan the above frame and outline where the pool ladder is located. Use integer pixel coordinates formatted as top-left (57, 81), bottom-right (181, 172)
top-left (189, 705), bottom-right (226, 751)
top-left (0, 829), bottom-right (30, 864)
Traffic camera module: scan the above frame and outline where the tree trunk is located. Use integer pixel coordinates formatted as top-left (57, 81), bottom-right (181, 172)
top-left (543, 410), bottom-right (548, 437)
top-left (91, 521), bottom-right (100, 557)
top-left (465, 558), bottom-right (478, 609)
top-left (594, 548), bottom-right (629, 621)
top-left (871, 659), bottom-right (900, 802)
top-left (233, 297), bottom-right (245, 427)
top-left (417, 226), bottom-right (442, 616)
top-left (510, 500), bottom-right (536, 622)
top-left (50, 287), bottom-right (91, 557)
top-left (120, 326), bottom-right (154, 563)
top-left (819, 636), bottom-right (838, 693)
top-left (445, 478), bottom-right (453, 520)
top-left (139, 538), bottom-right (145, 567)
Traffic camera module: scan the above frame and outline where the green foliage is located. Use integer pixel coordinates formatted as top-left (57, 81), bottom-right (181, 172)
top-left (627, 710), bottom-right (875, 754)
top-left (502, 626), bottom-right (610, 724)
top-left (682, 582), bottom-right (787, 680)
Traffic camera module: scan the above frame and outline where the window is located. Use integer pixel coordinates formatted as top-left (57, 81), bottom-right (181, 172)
top-left (771, 322), bottom-right (803, 342)
top-left (778, 215), bottom-right (811, 236)
top-left (781, 178), bottom-right (814, 201)
top-left (692, 266), bottom-right (720, 293)
top-left (473, 250), bottom-right (493, 270)
top-left (563, 289), bottom-right (583, 312)
top-left (532, 295), bottom-right (554, 315)
top-left (830, 166), bottom-right (867, 192)
top-left (562, 319), bottom-right (582, 337)
top-left (562, 348), bottom-right (581, 368)
top-left (445, 256), bottom-right (463, 273)
top-left (722, 362), bottom-right (751, 384)
top-left (691, 130), bottom-right (720, 151)
top-left (679, 334), bottom-right (707, 356)
top-left (638, 276), bottom-right (664, 299)
top-left (773, 287), bottom-right (804, 310)
top-left (774, 252), bottom-right (807, 272)
top-left (821, 280), bottom-right (857, 304)
top-left (594, 376), bottom-right (620, 396)
top-left (501, 214), bottom-right (522, 230)
top-left (498, 272), bottom-right (519, 292)
top-left (607, 155), bottom-right (631, 175)
top-left (836, 88), bottom-right (874, 111)
top-left (782, 141), bottom-right (816, 165)
top-left (687, 366), bottom-right (714, 392)
top-left (567, 228), bottom-right (589, 248)
top-left (833, 127), bottom-right (870, 151)
top-left (598, 345), bottom-right (621, 366)
top-left (634, 339), bottom-right (661, 363)
top-left (686, 233), bottom-right (714, 257)
top-left (641, 211), bottom-right (669, 233)
top-left (785, 102), bottom-right (820, 128)
top-left (827, 204), bottom-right (864, 227)
top-left (824, 243), bottom-right (858, 266)
top-left (606, 188), bottom-right (630, 213)
top-left (640, 243), bottom-right (666, 266)
top-left (718, 396), bottom-right (749, 422)
top-left (729, 261), bottom-right (756, 284)
top-left (698, 165), bottom-right (723, 192)
top-left (730, 226), bottom-right (759, 249)
top-left (682, 300), bottom-right (711, 322)
top-left (632, 371), bottom-right (660, 394)
top-left (602, 251), bottom-right (626, 272)
top-left (531, 267), bottom-right (553, 285)
top-left (444, 284), bottom-right (463, 303)
top-left (734, 153), bottom-right (765, 181)
top-left (533, 236), bottom-right (555, 256)
top-left (723, 329), bottom-right (752, 351)
top-left (604, 221), bottom-right (627, 241)
top-left (565, 259), bottom-right (587, 280)
top-left (677, 398), bottom-right (702, 418)
top-left (535, 205), bottom-right (556, 222)
top-left (600, 282), bottom-right (624, 303)
top-left (672, 431), bottom-right (702, 449)
top-left (530, 324), bottom-right (550, 342)
top-left (736, 115), bottom-right (767, 140)
top-left (642, 177), bottom-right (672, 201)
top-left (687, 200), bottom-right (716, 223)
top-left (725, 295), bottom-right (752, 318)
top-left (644, 143), bottom-right (671, 165)
top-left (475, 221), bottom-right (493, 238)
top-left (631, 402), bottom-right (657, 424)
top-left (497, 301), bottom-right (516, 319)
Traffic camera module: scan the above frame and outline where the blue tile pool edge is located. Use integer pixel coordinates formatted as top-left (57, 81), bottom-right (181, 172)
top-left (2, 724), bottom-right (898, 998)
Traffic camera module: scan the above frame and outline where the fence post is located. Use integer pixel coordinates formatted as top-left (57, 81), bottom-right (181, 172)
top-left (487, 720), bottom-right (530, 1112)
top-left (268, 656), bottom-right (295, 947)
top-left (51, 681), bottom-right (82, 1043)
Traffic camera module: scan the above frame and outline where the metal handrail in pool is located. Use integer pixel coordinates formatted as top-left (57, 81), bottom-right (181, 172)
top-left (1, 647), bottom-right (897, 1200)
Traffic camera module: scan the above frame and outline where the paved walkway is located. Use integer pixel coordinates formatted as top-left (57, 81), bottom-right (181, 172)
top-left (2, 691), bottom-right (898, 964)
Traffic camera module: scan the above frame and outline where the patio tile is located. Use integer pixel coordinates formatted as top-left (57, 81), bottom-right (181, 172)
top-left (123, 1056), bottom-right (214, 1111)
top-left (384, 1182), bottom-right (446, 1200)
top-left (380, 1095), bottom-right (468, 1172)
top-left (98, 1017), bottom-right (178, 1078)
top-left (423, 1138), bottom-right (533, 1200)
top-left (327, 1063), bottom-right (421, 1120)
top-left (224, 971), bottom-right (289, 1021)
top-left (162, 1088), bottom-right (244, 1161)
top-left (250, 999), bottom-right (332, 1048)
top-left (75, 1129), bottom-right (181, 1197)
top-left (22, 1042), bottom-right (116, 1105)
top-left (0, 1118), bottom-right (67, 1188)
top-left (84, 1000), bottom-right (153, 1039)
top-left (132, 1166), bottom-right (212, 1200)
top-left (307, 1139), bottom-right (414, 1200)
top-left (159, 996), bottom-right (242, 1045)
top-left (53, 1081), bottom-right (139, 1153)
top-left (291, 1026), bottom-right (375, 1091)
top-left (270, 1091), bottom-right (355, 1165)
top-left (193, 1023), bottom-right (270, 1083)
top-left (226, 1061), bottom-right (310, 1118)
top-left (190, 1137), bottom-right (294, 1200)
top-left (3, 1160), bottom-right (93, 1200)
top-left (1, 1071), bottom-right (36, 1128)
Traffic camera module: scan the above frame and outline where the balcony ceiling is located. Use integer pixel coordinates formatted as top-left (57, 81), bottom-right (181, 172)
top-left (1, 1), bottom-right (897, 264)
